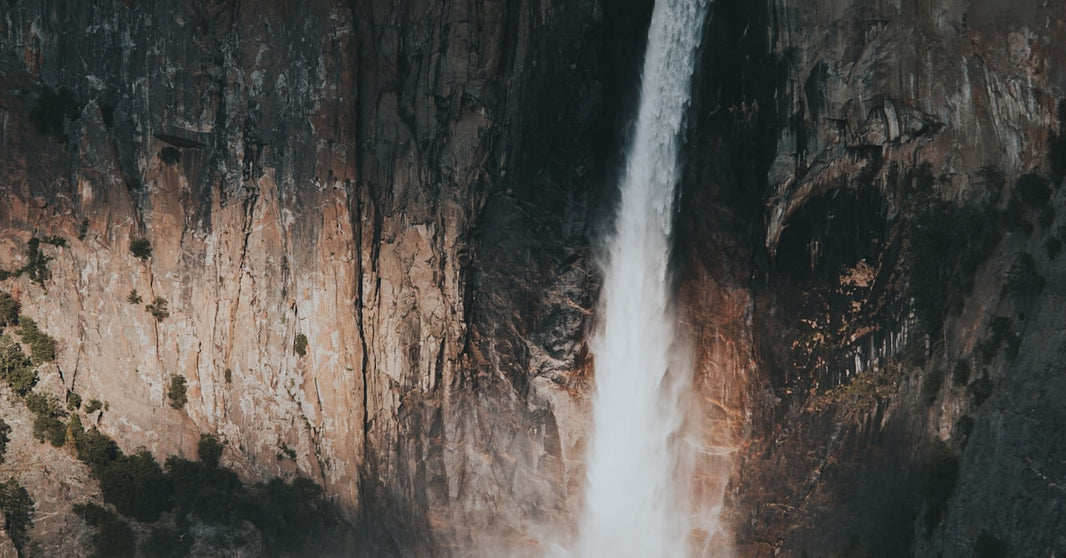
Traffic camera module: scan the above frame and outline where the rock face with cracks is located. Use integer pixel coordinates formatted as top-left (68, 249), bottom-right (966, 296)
top-left (2, 0), bottom-right (1066, 556)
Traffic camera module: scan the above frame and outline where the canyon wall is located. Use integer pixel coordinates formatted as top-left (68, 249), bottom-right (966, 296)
top-left (1, 0), bottom-right (1065, 556)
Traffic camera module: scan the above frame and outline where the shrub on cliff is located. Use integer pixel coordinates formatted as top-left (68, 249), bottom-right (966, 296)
top-left (16, 317), bottom-right (56, 364)
top-left (0, 420), bottom-right (9, 464)
top-left (0, 291), bottom-right (19, 326)
top-left (141, 525), bottom-right (192, 558)
top-left (293, 333), bottom-right (308, 357)
top-left (167, 374), bottom-right (188, 409)
top-left (26, 392), bottom-right (68, 447)
top-left (0, 477), bottom-right (35, 556)
top-left (130, 238), bottom-right (152, 260)
top-left (0, 335), bottom-right (37, 396)
top-left (146, 297), bottom-right (169, 321)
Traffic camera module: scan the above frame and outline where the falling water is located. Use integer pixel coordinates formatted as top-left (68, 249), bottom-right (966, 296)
top-left (575, 0), bottom-right (711, 557)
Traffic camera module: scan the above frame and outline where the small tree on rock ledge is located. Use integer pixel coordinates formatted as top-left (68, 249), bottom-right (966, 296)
top-left (167, 375), bottom-right (188, 409)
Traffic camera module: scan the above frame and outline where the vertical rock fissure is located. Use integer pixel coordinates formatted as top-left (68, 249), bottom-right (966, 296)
top-left (576, 0), bottom-right (712, 557)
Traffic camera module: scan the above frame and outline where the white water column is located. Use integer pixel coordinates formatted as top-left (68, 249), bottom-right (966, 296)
top-left (575, 0), bottom-right (711, 557)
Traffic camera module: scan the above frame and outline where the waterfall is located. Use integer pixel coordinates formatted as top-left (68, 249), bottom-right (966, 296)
top-left (575, 0), bottom-right (711, 557)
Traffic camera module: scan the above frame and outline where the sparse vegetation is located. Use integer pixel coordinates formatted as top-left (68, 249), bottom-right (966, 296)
top-left (84, 398), bottom-right (104, 414)
top-left (68, 391), bottom-right (82, 410)
top-left (293, 333), bottom-right (308, 357)
top-left (21, 237), bottom-right (55, 286)
top-left (167, 374), bottom-right (188, 409)
top-left (126, 290), bottom-right (143, 304)
top-left (0, 477), bottom-right (35, 557)
top-left (0, 335), bottom-right (37, 396)
top-left (26, 392), bottom-right (67, 447)
top-left (74, 503), bottom-right (136, 558)
top-left (17, 316), bottom-right (56, 363)
top-left (130, 238), bottom-right (152, 260)
top-left (0, 420), bottom-right (9, 464)
top-left (146, 297), bottom-right (169, 321)
top-left (224, 367), bottom-right (233, 384)
top-left (0, 291), bottom-right (19, 326)
top-left (79, 217), bottom-right (90, 241)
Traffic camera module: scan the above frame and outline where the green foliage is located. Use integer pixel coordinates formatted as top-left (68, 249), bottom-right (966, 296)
top-left (146, 297), bottom-right (169, 321)
top-left (224, 367), bottom-right (232, 384)
top-left (0, 420), bottom-right (9, 464)
top-left (141, 525), bottom-right (192, 558)
top-left (974, 529), bottom-right (1009, 558)
top-left (159, 147), bottom-right (182, 165)
top-left (17, 317), bottom-right (56, 364)
top-left (922, 367), bottom-right (945, 406)
top-left (30, 86), bottom-right (80, 142)
top-left (906, 196), bottom-right (1001, 337)
top-left (84, 398), bottom-right (104, 414)
top-left (67, 391), bottom-right (82, 411)
top-left (166, 456), bottom-right (245, 524)
top-left (952, 359), bottom-right (971, 387)
top-left (0, 335), bottom-right (37, 395)
top-left (27, 392), bottom-right (67, 447)
top-left (167, 375), bottom-right (188, 409)
top-left (130, 238), bottom-right (152, 260)
top-left (74, 503), bottom-right (136, 558)
top-left (0, 477), bottom-right (35, 557)
top-left (0, 291), bottom-right (19, 326)
top-left (21, 237), bottom-right (54, 286)
top-left (247, 477), bottom-right (344, 558)
top-left (921, 440), bottom-right (959, 535)
top-left (79, 218), bottom-right (90, 241)
top-left (198, 434), bottom-right (224, 468)
top-left (70, 423), bottom-right (120, 473)
top-left (293, 333), bottom-right (308, 357)
top-left (126, 290), bottom-right (143, 305)
top-left (98, 449), bottom-right (174, 522)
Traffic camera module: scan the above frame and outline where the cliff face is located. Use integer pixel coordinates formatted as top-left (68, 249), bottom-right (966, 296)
top-left (0, 0), bottom-right (648, 553)
top-left (2, 0), bottom-right (1065, 556)
top-left (708, 1), bottom-right (1066, 556)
